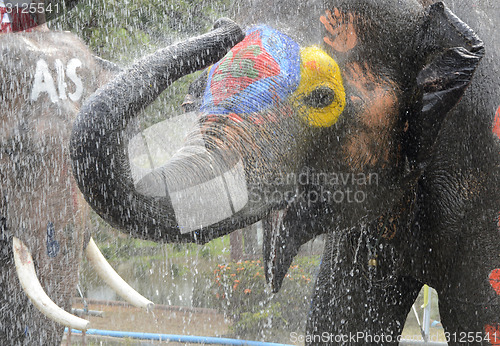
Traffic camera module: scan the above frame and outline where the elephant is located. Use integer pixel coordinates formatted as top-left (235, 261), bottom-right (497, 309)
top-left (0, 11), bottom-right (153, 344)
top-left (70, 0), bottom-right (500, 345)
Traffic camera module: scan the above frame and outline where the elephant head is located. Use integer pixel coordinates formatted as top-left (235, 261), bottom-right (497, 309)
top-left (0, 28), bottom-right (155, 343)
top-left (70, 0), bottom-right (485, 336)
top-left (71, 1), bottom-right (482, 244)
top-left (261, 0), bottom-right (487, 291)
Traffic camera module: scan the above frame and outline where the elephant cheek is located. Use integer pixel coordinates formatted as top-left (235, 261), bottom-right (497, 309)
top-left (343, 118), bottom-right (397, 171)
top-left (343, 75), bottom-right (399, 170)
top-left (38, 183), bottom-right (88, 312)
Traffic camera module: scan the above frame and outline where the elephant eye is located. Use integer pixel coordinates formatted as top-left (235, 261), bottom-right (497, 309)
top-left (303, 86), bottom-right (336, 108)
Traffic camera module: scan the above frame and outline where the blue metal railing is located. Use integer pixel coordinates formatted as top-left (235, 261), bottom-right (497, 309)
top-left (65, 328), bottom-right (294, 346)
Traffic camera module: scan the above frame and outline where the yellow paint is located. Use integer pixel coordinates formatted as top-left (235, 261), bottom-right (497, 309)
top-left (291, 46), bottom-right (346, 127)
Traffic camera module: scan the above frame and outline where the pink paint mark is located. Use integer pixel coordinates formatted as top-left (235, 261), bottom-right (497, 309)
top-left (251, 114), bottom-right (266, 125)
top-left (305, 60), bottom-right (319, 71)
top-left (489, 269), bottom-right (500, 295)
top-left (228, 113), bottom-right (243, 123)
top-left (493, 105), bottom-right (500, 140)
top-left (485, 324), bottom-right (500, 345)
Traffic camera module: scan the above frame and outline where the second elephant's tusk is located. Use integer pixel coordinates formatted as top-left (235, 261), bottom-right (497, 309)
top-left (85, 238), bottom-right (154, 310)
top-left (12, 237), bottom-right (90, 331)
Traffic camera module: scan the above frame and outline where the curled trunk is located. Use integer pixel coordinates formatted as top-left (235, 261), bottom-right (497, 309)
top-left (71, 19), bottom-right (246, 243)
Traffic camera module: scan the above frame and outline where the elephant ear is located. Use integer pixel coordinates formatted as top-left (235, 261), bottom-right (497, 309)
top-left (406, 2), bottom-right (485, 164)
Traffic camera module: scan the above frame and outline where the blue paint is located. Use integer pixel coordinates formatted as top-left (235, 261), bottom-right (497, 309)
top-left (46, 222), bottom-right (59, 258)
top-left (202, 25), bottom-right (301, 116)
top-left (65, 328), bottom-right (294, 346)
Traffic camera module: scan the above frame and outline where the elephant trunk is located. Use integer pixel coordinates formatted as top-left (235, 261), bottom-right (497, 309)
top-left (70, 19), bottom-right (246, 243)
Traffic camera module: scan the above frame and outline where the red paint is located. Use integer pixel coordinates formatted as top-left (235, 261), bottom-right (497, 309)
top-left (10, 10), bottom-right (37, 32)
top-left (305, 60), bottom-right (319, 71)
top-left (320, 8), bottom-right (359, 53)
top-left (0, 7), bottom-right (12, 33)
top-left (0, 6), bottom-right (37, 33)
top-left (493, 105), bottom-right (500, 140)
top-left (490, 269), bottom-right (500, 295)
top-left (485, 324), bottom-right (500, 345)
top-left (228, 113), bottom-right (243, 123)
top-left (250, 114), bottom-right (266, 125)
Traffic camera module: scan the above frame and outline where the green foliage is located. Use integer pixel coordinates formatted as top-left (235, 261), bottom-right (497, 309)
top-left (51, 0), bottom-right (234, 63)
top-left (93, 224), bottom-right (229, 262)
top-left (135, 71), bottom-right (202, 128)
top-left (49, 0), bottom-right (231, 132)
top-left (203, 256), bottom-right (320, 341)
top-left (49, 0), bottom-right (233, 129)
top-left (236, 302), bottom-right (288, 337)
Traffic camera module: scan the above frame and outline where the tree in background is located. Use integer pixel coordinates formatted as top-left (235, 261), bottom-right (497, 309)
top-left (52, 0), bottom-right (233, 63)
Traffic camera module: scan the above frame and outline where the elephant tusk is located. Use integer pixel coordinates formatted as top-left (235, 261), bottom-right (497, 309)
top-left (12, 237), bottom-right (90, 331)
top-left (85, 238), bottom-right (154, 310)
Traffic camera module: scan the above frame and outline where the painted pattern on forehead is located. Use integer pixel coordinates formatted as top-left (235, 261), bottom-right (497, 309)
top-left (201, 26), bottom-right (301, 115)
top-left (485, 324), bottom-right (500, 345)
top-left (493, 105), bottom-right (500, 140)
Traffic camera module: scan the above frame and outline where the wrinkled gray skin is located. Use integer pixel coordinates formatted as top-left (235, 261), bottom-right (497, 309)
top-left (304, 1), bottom-right (500, 344)
top-left (0, 31), bottom-right (111, 344)
top-left (234, 1), bottom-right (500, 343)
top-left (71, 1), bottom-right (500, 345)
